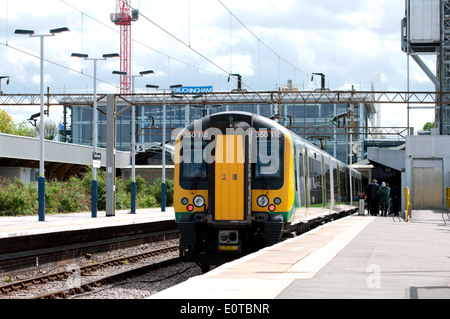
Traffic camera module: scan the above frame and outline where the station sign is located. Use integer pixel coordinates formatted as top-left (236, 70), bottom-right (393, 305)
top-left (173, 86), bottom-right (213, 94)
top-left (93, 151), bottom-right (101, 160)
top-left (136, 144), bottom-right (146, 153)
top-left (93, 160), bottom-right (101, 168)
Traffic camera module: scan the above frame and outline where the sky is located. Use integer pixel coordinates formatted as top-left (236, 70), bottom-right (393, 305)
top-left (0, 0), bottom-right (438, 132)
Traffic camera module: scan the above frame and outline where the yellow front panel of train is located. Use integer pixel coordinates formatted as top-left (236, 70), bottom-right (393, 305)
top-left (215, 134), bottom-right (245, 221)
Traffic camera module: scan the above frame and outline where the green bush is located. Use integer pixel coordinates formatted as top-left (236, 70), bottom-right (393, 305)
top-left (137, 193), bottom-right (157, 208)
top-left (126, 175), bottom-right (147, 194)
top-left (0, 170), bottom-right (172, 216)
top-left (0, 178), bottom-right (38, 216)
top-left (45, 177), bottom-right (90, 214)
top-left (148, 178), bottom-right (174, 207)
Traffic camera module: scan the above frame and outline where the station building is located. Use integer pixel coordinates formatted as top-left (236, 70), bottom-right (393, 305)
top-left (69, 98), bottom-right (378, 166)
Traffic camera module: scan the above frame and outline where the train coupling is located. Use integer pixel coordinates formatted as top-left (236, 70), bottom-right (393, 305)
top-left (217, 230), bottom-right (241, 253)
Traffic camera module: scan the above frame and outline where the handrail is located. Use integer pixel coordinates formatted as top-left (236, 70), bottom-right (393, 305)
top-left (446, 187), bottom-right (450, 211)
top-left (404, 187), bottom-right (412, 222)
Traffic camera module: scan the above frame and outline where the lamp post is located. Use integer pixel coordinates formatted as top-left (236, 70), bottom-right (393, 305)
top-left (72, 53), bottom-right (119, 218)
top-left (146, 84), bottom-right (183, 212)
top-left (113, 70), bottom-right (154, 214)
top-left (15, 27), bottom-right (69, 222)
top-left (0, 76), bottom-right (10, 94)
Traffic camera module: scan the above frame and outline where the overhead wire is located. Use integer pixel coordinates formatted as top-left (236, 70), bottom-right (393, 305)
top-left (127, 2), bottom-right (259, 92)
top-left (217, 0), bottom-right (311, 78)
top-left (2, 0), bottom-right (228, 93)
top-left (4, 0), bottom-right (307, 93)
top-left (0, 41), bottom-right (119, 90)
top-left (133, 0), bottom-right (311, 90)
top-left (60, 0), bottom-right (226, 81)
top-left (132, 7), bottom-right (234, 81)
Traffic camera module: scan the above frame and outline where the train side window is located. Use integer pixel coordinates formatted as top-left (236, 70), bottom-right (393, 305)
top-left (323, 156), bottom-right (330, 206)
top-left (298, 150), bottom-right (306, 207)
top-left (309, 156), bottom-right (322, 205)
top-left (294, 150), bottom-right (298, 192)
top-left (333, 162), bottom-right (338, 203)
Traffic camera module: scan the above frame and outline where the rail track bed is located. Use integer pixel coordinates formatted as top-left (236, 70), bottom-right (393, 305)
top-left (0, 239), bottom-right (202, 299)
top-left (0, 219), bottom-right (178, 274)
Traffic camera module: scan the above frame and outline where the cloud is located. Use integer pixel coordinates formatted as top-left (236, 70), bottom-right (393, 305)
top-left (0, 0), bottom-right (436, 129)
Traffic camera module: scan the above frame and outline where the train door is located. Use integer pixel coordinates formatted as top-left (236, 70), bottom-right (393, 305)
top-left (304, 148), bottom-right (310, 208)
top-left (214, 134), bottom-right (245, 220)
top-left (296, 145), bottom-right (305, 208)
top-left (294, 142), bottom-right (306, 220)
top-left (309, 151), bottom-right (323, 208)
top-left (330, 159), bottom-right (337, 211)
top-left (323, 154), bottom-right (331, 210)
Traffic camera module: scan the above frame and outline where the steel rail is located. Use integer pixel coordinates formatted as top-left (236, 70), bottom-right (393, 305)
top-left (31, 256), bottom-right (181, 299)
top-left (0, 245), bottom-right (178, 296)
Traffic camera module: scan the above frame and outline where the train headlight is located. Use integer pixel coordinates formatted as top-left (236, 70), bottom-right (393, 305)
top-left (193, 195), bottom-right (205, 207)
top-left (257, 195), bottom-right (269, 207)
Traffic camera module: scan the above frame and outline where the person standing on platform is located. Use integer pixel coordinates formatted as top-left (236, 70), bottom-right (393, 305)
top-left (378, 182), bottom-right (390, 217)
top-left (364, 179), bottom-right (380, 216)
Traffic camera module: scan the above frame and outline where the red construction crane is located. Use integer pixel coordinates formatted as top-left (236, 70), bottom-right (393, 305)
top-left (111, 0), bottom-right (139, 93)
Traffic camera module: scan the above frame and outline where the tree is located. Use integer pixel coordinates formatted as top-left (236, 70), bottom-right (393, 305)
top-left (0, 108), bottom-right (15, 134)
top-left (14, 122), bottom-right (37, 138)
top-left (422, 121), bottom-right (435, 131)
top-left (0, 108), bottom-right (36, 137)
top-left (35, 121), bottom-right (59, 140)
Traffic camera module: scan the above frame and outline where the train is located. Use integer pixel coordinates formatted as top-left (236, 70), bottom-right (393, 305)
top-left (173, 111), bottom-right (361, 271)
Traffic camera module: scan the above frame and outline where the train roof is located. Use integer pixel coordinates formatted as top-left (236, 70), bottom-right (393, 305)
top-left (185, 111), bottom-right (289, 133)
top-left (182, 111), bottom-right (357, 172)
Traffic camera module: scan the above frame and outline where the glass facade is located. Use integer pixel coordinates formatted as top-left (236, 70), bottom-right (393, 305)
top-left (70, 102), bottom-right (371, 164)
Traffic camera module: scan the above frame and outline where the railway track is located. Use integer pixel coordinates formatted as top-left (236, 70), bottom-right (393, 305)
top-left (0, 219), bottom-right (179, 274)
top-left (0, 244), bottom-right (184, 299)
top-left (33, 256), bottom-right (183, 299)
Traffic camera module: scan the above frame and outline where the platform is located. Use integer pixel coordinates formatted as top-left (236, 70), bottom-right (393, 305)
top-left (151, 210), bottom-right (450, 299)
top-left (0, 207), bottom-right (175, 239)
top-left (0, 208), bottom-right (177, 272)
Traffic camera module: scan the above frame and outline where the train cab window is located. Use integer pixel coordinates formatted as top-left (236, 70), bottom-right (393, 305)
top-left (252, 134), bottom-right (284, 189)
top-left (182, 159), bottom-right (207, 179)
top-left (179, 138), bottom-right (208, 189)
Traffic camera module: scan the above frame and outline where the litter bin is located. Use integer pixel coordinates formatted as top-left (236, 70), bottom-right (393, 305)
top-left (359, 199), bottom-right (365, 215)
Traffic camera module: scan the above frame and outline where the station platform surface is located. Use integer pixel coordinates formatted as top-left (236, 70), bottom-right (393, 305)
top-left (0, 208), bottom-right (175, 239)
top-left (151, 210), bottom-right (450, 299)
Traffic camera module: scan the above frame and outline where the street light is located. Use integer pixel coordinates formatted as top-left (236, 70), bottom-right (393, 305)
top-left (113, 69), bottom-right (154, 214)
top-left (191, 94), bottom-right (223, 116)
top-left (15, 27), bottom-right (69, 221)
top-left (71, 52), bottom-right (119, 218)
top-left (0, 76), bottom-right (10, 94)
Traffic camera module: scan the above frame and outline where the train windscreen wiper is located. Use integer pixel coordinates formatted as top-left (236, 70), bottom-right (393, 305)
top-left (190, 161), bottom-right (207, 190)
top-left (256, 162), bottom-right (270, 190)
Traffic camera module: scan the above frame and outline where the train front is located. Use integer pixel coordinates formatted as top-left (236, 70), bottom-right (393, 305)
top-left (173, 112), bottom-right (294, 271)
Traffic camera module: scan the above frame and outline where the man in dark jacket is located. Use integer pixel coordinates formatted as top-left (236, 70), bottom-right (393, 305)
top-left (364, 179), bottom-right (380, 216)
